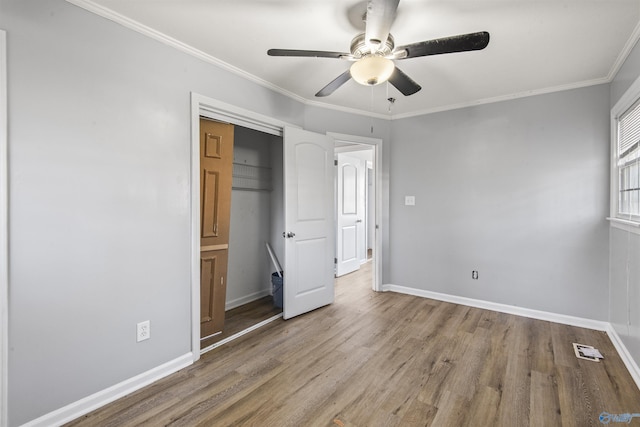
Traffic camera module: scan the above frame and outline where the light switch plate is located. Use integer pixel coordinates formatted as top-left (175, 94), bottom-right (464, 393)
top-left (405, 196), bottom-right (416, 206)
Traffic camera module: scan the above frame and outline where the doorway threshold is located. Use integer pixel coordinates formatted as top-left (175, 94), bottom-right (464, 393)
top-left (200, 312), bottom-right (283, 355)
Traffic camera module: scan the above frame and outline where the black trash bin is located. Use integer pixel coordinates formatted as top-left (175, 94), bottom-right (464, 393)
top-left (271, 271), bottom-right (283, 309)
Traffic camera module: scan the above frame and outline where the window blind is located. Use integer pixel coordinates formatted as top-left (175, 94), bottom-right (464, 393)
top-left (619, 99), bottom-right (640, 159)
top-left (618, 99), bottom-right (640, 218)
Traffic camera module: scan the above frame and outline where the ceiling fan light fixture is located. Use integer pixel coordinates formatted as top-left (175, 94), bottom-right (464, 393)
top-left (350, 55), bottom-right (394, 86)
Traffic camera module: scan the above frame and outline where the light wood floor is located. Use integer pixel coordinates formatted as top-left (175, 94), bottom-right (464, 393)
top-left (201, 296), bottom-right (282, 349)
top-left (67, 261), bottom-right (640, 426)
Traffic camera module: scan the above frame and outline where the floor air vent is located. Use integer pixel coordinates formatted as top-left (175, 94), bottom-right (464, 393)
top-left (573, 343), bottom-right (604, 362)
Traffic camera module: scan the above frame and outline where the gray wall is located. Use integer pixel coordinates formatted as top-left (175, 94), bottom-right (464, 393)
top-left (611, 40), bottom-right (640, 106)
top-left (227, 127), bottom-right (276, 308)
top-left (269, 136), bottom-right (285, 278)
top-left (1, 1), bottom-right (304, 425)
top-left (609, 228), bottom-right (640, 362)
top-left (388, 85), bottom-right (611, 320)
top-left (610, 37), bottom-right (640, 368)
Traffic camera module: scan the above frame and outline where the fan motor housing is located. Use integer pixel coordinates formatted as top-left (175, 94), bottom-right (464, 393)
top-left (350, 33), bottom-right (395, 58)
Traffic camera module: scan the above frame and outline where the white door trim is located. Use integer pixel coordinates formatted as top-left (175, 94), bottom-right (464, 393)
top-left (1, 29), bottom-right (8, 427)
top-left (189, 93), bottom-right (295, 361)
top-left (329, 132), bottom-right (383, 292)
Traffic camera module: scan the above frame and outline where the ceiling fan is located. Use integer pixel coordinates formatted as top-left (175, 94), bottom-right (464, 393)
top-left (267, 0), bottom-right (490, 97)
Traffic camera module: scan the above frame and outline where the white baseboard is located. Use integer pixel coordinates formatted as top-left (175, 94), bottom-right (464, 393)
top-left (383, 284), bottom-right (640, 391)
top-left (22, 353), bottom-right (193, 427)
top-left (225, 289), bottom-right (271, 311)
top-left (382, 284), bottom-right (610, 331)
top-left (606, 325), bottom-right (640, 390)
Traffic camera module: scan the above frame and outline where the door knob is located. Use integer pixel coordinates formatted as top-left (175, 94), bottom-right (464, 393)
top-left (283, 231), bottom-right (296, 238)
top-left (356, 219), bottom-right (362, 223)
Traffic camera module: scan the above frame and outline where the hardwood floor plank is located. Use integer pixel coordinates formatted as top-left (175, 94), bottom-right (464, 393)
top-left (527, 320), bottom-right (556, 374)
top-left (530, 370), bottom-right (562, 427)
top-left (429, 390), bottom-right (470, 426)
top-left (310, 343), bottom-right (417, 424)
top-left (446, 327), bottom-right (491, 400)
top-left (495, 353), bottom-right (532, 427)
top-left (398, 398), bottom-right (437, 427)
top-left (477, 312), bottom-right (514, 393)
top-left (416, 334), bottom-right (467, 407)
top-left (556, 365), bottom-right (599, 427)
top-left (550, 321), bottom-right (582, 369)
top-left (166, 357), bottom-right (286, 426)
top-left (464, 385), bottom-right (501, 426)
top-left (65, 370), bottom-right (195, 426)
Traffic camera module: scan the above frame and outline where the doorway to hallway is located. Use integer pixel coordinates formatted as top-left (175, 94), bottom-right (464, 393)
top-left (334, 136), bottom-right (378, 293)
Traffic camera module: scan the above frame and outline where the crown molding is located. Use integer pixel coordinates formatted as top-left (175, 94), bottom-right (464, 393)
top-left (608, 19), bottom-right (640, 81)
top-left (64, 0), bottom-right (309, 105)
top-left (304, 97), bottom-right (392, 120)
top-left (390, 77), bottom-right (610, 120)
top-left (66, 0), bottom-right (640, 122)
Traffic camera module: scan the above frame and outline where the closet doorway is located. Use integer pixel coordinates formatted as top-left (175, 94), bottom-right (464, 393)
top-left (200, 121), bottom-right (285, 350)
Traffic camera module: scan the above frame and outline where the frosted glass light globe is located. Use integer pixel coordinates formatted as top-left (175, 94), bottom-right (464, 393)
top-left (350, 55), bottom-right (395, 86)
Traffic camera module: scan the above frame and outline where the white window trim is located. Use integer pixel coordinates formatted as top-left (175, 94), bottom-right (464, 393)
top-left (610, 74), bottom-right (640, 235)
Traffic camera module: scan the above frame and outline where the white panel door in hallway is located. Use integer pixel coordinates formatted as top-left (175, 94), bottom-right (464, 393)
top-left (336, 152), bottom-right (365, 277)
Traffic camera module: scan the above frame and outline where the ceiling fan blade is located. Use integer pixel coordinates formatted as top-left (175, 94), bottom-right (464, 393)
top-left (388, 66), bottom-right (421, 96)
top-left (315, 70), bottom-right (352, 97)
top-left (267, 49), bottom-right (349, 59)
top-left (396, 31), bottom-right (490, 59)
top-left (365, 0), bottom-right (400, 48)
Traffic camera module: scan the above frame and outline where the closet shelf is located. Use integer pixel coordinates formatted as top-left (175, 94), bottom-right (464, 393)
top-left (232, 162), bottom-right (272, 192)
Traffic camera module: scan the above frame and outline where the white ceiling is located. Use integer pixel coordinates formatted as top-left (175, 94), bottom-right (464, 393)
top-left (70, 0), bottom-right (640, 118)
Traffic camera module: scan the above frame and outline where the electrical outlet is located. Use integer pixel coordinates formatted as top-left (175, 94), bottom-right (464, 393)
top-left (405, 196), bottom-right (416, 206)
top-left (137, 320), bottom-right (150, 342)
